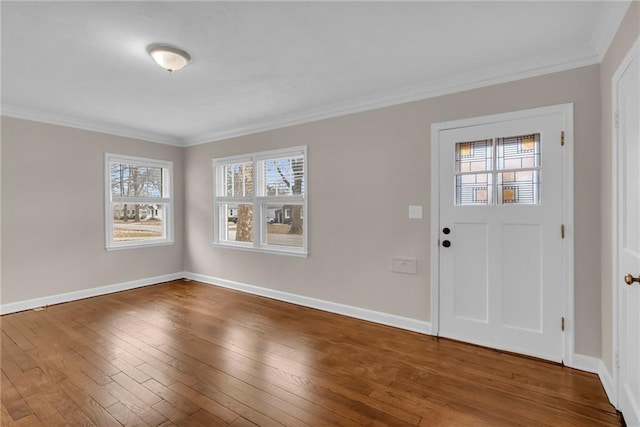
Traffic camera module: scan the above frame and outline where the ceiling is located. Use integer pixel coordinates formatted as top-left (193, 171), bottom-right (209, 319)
top-left (1, 1), bottom-right (630, 146)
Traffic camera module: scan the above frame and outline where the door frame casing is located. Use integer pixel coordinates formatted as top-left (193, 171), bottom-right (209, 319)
top-left (430, 103), bottom-right (575, 366)
top-left (611, 36), bottom-right (640, 409)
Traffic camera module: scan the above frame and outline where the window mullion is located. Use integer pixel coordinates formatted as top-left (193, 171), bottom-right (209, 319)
top-left (216, 196), bottom-right (252, 203)
top-left (492, 138), bottom-right (497, 205)
top-left (112, 197), bottom-right (171, 204)
top-left (256, 196), bottom-right (304, 204)
top-left (252, 160), bottom-right (259, 247)
top-left (253, 198), bottom-right (261, 248)
top-left (254, 158), bottom-right (261, 197)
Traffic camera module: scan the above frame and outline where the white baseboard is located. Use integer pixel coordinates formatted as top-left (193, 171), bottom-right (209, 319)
top-left (572, 353), bottom-right (601, 373)
top-left (0, 272), bottom-right (185, 315)
top-left (572, 354), bottom-right (617, 408)
top-left (598, 361), bottom-right (617, 407)
top-left (184, 272), bottom-right (432, 335)
top-left (0, 269), bottom-right (617, 409)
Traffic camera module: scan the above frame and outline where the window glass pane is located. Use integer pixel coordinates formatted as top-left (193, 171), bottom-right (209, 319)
top-left (264, 204), bottom-right (303, 248)
top-left (262, 155), bottom-right (305, 196)
top-left (221, 162), bottom-right (254, 197)
top-left (496, 134), bottom-right (540, 170)
top-left (456, 174), bottom-right (493, 205)
top-left (111, 164), bottom-right (163, 198)
top-left (112, 203), bottom-right (165, 242)
top-left (220, 203), bottom-right (253, 243)
top-left (456, 139), bottom-right (492, 173)
top-left (497, 171), bottom-right (540, 204)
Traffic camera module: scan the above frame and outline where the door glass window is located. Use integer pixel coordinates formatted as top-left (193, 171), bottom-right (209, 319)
top-left (455, 133), bottom-right (541, 206)
top-left (455, 139), bottom-right (493, 205)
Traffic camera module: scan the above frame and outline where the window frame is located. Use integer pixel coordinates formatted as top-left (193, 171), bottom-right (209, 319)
top-left (212, 146), bottom-right (308, 257)
top-left (104, 153), bottom-right (174, 250)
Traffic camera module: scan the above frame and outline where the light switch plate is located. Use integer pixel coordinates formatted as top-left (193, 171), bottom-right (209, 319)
top-left (409, 205), bottom-right (423, 219)
top-left (392, 257), bottom-right (417, 274)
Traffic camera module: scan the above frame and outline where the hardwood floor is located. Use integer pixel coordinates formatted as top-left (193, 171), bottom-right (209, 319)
top-left (1, 279), bottom-right (622, 426)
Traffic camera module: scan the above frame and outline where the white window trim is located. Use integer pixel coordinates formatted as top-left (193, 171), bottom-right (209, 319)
top-left (212, 146), bottom-right (308, 257)
top-left (104, 153), bottom-right (174, 250)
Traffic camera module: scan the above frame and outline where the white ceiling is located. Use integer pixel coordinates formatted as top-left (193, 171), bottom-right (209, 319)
top-left (1, 1), bottom-right (630, 146)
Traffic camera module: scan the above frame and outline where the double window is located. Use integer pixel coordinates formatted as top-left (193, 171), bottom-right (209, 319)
top-left (212, 146), bottom-right (307, 256)
top-left (105, 154), bottom-right (174, 249)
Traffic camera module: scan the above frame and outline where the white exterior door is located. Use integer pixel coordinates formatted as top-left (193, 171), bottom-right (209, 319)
top-left (616, 41), bottom-right (640, 426)
top-left (437, 109), bottom-right (568, 363)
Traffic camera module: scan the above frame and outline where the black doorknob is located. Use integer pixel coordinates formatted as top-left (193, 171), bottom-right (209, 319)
top-left (442, 240), bottom-right (451, 248)
top-left (443, 227), bottom-right (451, 235)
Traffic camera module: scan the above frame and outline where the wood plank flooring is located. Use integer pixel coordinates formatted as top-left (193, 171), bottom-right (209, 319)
top-left (1, 279), bottom-right (622, 426)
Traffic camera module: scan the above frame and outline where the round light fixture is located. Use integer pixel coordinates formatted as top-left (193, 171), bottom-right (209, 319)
top-left (147, 44), bottom-right (191, 73)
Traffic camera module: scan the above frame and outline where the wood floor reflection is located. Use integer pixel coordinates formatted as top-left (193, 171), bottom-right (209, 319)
top-left (1, 279), bottom-right (622, 426)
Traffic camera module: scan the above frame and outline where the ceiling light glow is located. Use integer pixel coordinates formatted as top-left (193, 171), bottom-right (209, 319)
top-left (147, 44), bottom-right (191, 73)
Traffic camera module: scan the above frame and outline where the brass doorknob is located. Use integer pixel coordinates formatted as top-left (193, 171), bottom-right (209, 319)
top-left (624, 274), bottom-right (640, 285)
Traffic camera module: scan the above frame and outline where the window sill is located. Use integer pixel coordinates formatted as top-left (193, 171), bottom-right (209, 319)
top-left (106, 241), bottom-right (175, 251)
top-left (212, 242), bottom-right (308, 258)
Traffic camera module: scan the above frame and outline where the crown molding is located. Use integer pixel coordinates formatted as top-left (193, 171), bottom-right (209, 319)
top-left (590, 0), bottom-right (631, 62)
top-left (3, 44), bottom-right (604, 148)
top-left (1, 104), bottom-right (185, 146)
top-left (183, 48), bottom-right (600, 146)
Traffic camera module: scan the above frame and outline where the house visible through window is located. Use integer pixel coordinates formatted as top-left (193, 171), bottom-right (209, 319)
top-left (455, 134), bottom-right (541, 205)
top-left (105, 154), bottom-right (174, 249)
top-left (213, 146), bottom-right (307, 256)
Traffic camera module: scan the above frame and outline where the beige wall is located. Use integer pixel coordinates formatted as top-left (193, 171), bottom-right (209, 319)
top-left (185, 64), bottom-right (602, 357)
top-left (600, 2), bottom-right (640, 374)
top-left (3, 25), bottom-right (624, 359)
top-left (1, 117), bottom-right (184, 304)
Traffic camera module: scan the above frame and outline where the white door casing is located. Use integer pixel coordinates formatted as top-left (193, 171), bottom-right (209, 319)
top-left (431, 104), bottom-right (574, 364)
top-left (613, 38), bottom-right (640, 426)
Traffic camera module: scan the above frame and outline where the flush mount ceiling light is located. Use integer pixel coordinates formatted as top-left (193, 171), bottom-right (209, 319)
top-left (147, 44), bottom-right (191, 73)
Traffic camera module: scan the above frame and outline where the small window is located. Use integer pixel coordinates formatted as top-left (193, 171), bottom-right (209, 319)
top-left (213, 146), bottom-right (307, 256)
top-left (455, 134), bottom-right (540, 206)
top-left (105, 154), bottom-right (173, 249)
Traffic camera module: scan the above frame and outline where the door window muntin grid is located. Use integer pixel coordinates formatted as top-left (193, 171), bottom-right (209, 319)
top-left (455, 134), bottom-right (541, 206)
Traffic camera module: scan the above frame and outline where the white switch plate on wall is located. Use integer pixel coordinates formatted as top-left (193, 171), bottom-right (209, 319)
top-left (392, 257), bottom-right (417, 274)
top-left (409, 205), bottom-right (423, 219)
